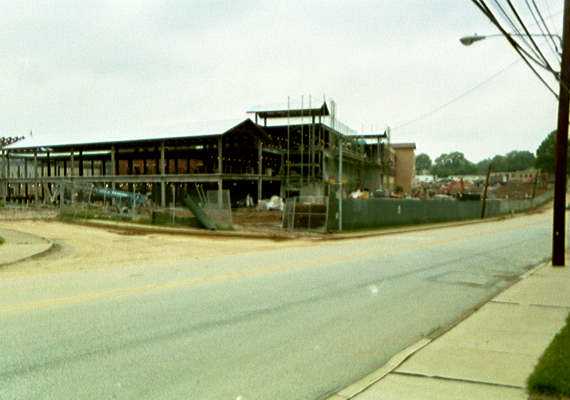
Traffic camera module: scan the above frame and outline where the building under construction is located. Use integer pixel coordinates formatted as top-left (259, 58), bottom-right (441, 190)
top-left (0, 100), bottom-right (398, 208)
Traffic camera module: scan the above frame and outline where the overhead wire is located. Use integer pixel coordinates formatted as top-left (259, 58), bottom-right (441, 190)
top-left (492, 0), bottom-right (545, 61)
top-left (390, 1), bottom-right (563, 131)
top-left (484, 0), bottom-right (555, 73)
top-left (471, 0), bottom-right (559, 97)
top-left (492, 0), bottom-right (555, 72)
top-left (532, 0), bottom-right (562, 60)
top-left (527, 0), bottom-right (561, 62)
top-left (392, 59), bottom-right (521, 130)
top-left (489, 0), bottom-right (561, 71)
top-left (487, 0), bottom-right (570, 97)
top-left (505, 0), bottom-right (557, 73)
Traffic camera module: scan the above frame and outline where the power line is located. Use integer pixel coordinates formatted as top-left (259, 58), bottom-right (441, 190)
top-left (471, 0), bottom-right (559, 97)
top-left (505, 0), bottom-right (557, 73)
top-left (481, 1), bottom-right (554, 73)
top-left (534, 0), bottom-right (562, 56)
top-left (527, 0), bottom-right (561, 62)
top-left (489, 0), bottom-right (554, 72)
top-left (492, 0), bottom-right (545, 62)
top-left (392, 59), bottom-right (521, 130)
top-left (392, 1), bottom-right (563, 131)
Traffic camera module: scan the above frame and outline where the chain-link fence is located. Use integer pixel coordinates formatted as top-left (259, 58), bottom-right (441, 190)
top-left (282, 196), bottom-right (328, 232)
top-left (205, 190), bottom-right (233, 227)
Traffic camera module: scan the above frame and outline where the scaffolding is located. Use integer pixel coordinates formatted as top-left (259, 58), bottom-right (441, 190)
top-left (246, 95), bottom-right (392, 200)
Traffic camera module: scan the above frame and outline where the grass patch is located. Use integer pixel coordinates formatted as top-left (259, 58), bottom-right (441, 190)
top-left (528, 312), bottom-right (570, 398)
top-left (0, 236), bottom-right (4, 246)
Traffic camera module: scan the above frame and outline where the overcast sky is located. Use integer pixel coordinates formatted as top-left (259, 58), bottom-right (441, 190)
top-left (0, 1), bottom-right (563, 161)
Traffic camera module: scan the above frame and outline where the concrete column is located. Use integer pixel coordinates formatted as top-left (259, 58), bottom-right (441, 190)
top-left (377, 137), bottom-right (382, 189)
top-left (2, 150), bottom-right (8, 202)
top-left (5, 150), bottom-right (10, 201)
top-left (217, 179), bottom-right (223, 208)
top-left (217, 136), bottom-right (223, 174)
top-left (17, 163), bottom-right (21, 197)
top-left (70, 150), bottom-right (75, 177)
top-left (111, 146), bottom-right (116, 193)
top-left (257, 140), bottom-right (263, 203)
top-left (69, 150), bottom-right (74, 205)
top-left (59, 182), bottom-right (64, 209)
top-left (78, 151), bottom-right (84, 176)
top-left (5, 150), bottom-right (10, 180)
top-left (128, 157), bottom-right (133, 175)
top-left (33, 149), bottom-right (39, 204)
top-left (40, 157), bottom-right (45, 202)
top-left (24, 157), bottom-right (28, 199)
top-left (160, 142), bottom-right (166, 208)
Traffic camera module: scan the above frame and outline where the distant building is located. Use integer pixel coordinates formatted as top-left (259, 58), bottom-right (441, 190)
top-left (392, 143), bottom-right (416, 194)
top-left (414, 174), bottom-right (435, 184)
top-left (2, 99), bottom-right (408, 205)
top-left (490, 168), bottom-right (538, 184)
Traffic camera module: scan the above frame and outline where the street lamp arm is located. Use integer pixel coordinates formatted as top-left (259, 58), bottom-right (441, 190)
top-left (460, 33), bottom-right (562, 46)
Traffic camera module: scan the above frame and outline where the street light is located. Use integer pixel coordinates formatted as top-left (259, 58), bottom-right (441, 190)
top-left (460, 33), bottom-right (562, 47)
top-left (460, 27), bottom-right (569, 267)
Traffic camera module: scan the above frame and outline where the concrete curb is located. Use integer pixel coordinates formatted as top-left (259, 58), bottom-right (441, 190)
top-left (60, 211), bottom-right (530, 243)
top-left (322, 215), bottom-right (513, 241)
top-left (0, 228), bottom-right (54, 268)
top-left (68, 219), bottom-right (303, 242)
top-left (324, 338), bottom-right (431, 400)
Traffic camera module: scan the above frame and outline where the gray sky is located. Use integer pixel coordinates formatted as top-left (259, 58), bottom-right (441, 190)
top-left (0, 1), bottom-right (562, 162)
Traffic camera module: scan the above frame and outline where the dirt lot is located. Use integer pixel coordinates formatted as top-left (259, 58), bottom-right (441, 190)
top-left (0, 219), bottom-right (310, 277)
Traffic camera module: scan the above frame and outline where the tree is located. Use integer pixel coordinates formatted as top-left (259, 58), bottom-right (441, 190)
top-left (431, 152), bottom-right (477, 177)
top-left (415, 153), bottom-right (432, 173)
top-left (490, 155), bottom-right (507, 172)
top-left (476, 158), bottom-right (492, 174)
top-left (535, 131), bottom-right (557, 173)
top-left (504, 150), bottom-right (535, 171)
top-left (476, 150), bottom-right (535, 174)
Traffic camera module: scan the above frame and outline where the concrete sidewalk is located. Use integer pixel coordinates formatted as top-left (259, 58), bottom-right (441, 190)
top-left (0, 228), bottom-right (53, 266)
top-left (333, 262), bottom-right (570, 400)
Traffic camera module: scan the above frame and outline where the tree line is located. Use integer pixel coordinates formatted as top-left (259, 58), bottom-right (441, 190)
top-left (415, 130), bottom-right (561, 177)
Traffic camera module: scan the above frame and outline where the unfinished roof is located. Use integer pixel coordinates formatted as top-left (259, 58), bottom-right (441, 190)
top-left (6, 118), bottom-right (261, 151)
top-left (346, 132), bottom-right (388, 139)
top-left (391, 142), bottom-right (416, 150)
top-left (247, 100), bottom-right (330, 119)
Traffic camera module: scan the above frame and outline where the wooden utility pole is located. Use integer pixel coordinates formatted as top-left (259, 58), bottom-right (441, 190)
top-left (532, 169), bottom-right (540, 199)
top-left (481, 163), bottom-right (492, 219)
top-left (338, 138), bottom-right (343, 231)
top-left (552, 0), bottom-right (570, 266)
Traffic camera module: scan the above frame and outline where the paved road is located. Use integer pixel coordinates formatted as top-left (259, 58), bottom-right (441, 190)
top-left (0, 211), bottom-right (561, 400)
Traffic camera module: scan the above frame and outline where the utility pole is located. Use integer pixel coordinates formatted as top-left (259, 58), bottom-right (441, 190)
top-left (338, 137), bottom-right (343, 232)
top-left (481, 163), bottom-right (492, 219)
top-left (552, 0), bottom-right (570, 267)
top-left (532, 169), bottom-right (540, 199)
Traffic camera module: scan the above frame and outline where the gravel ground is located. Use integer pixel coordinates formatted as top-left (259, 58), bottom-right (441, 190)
top-left (0, 220), bottom-right (311, 277)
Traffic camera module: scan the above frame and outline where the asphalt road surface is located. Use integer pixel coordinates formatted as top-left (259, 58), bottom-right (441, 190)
top-left (0, 211), bottom-right (561, 400)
